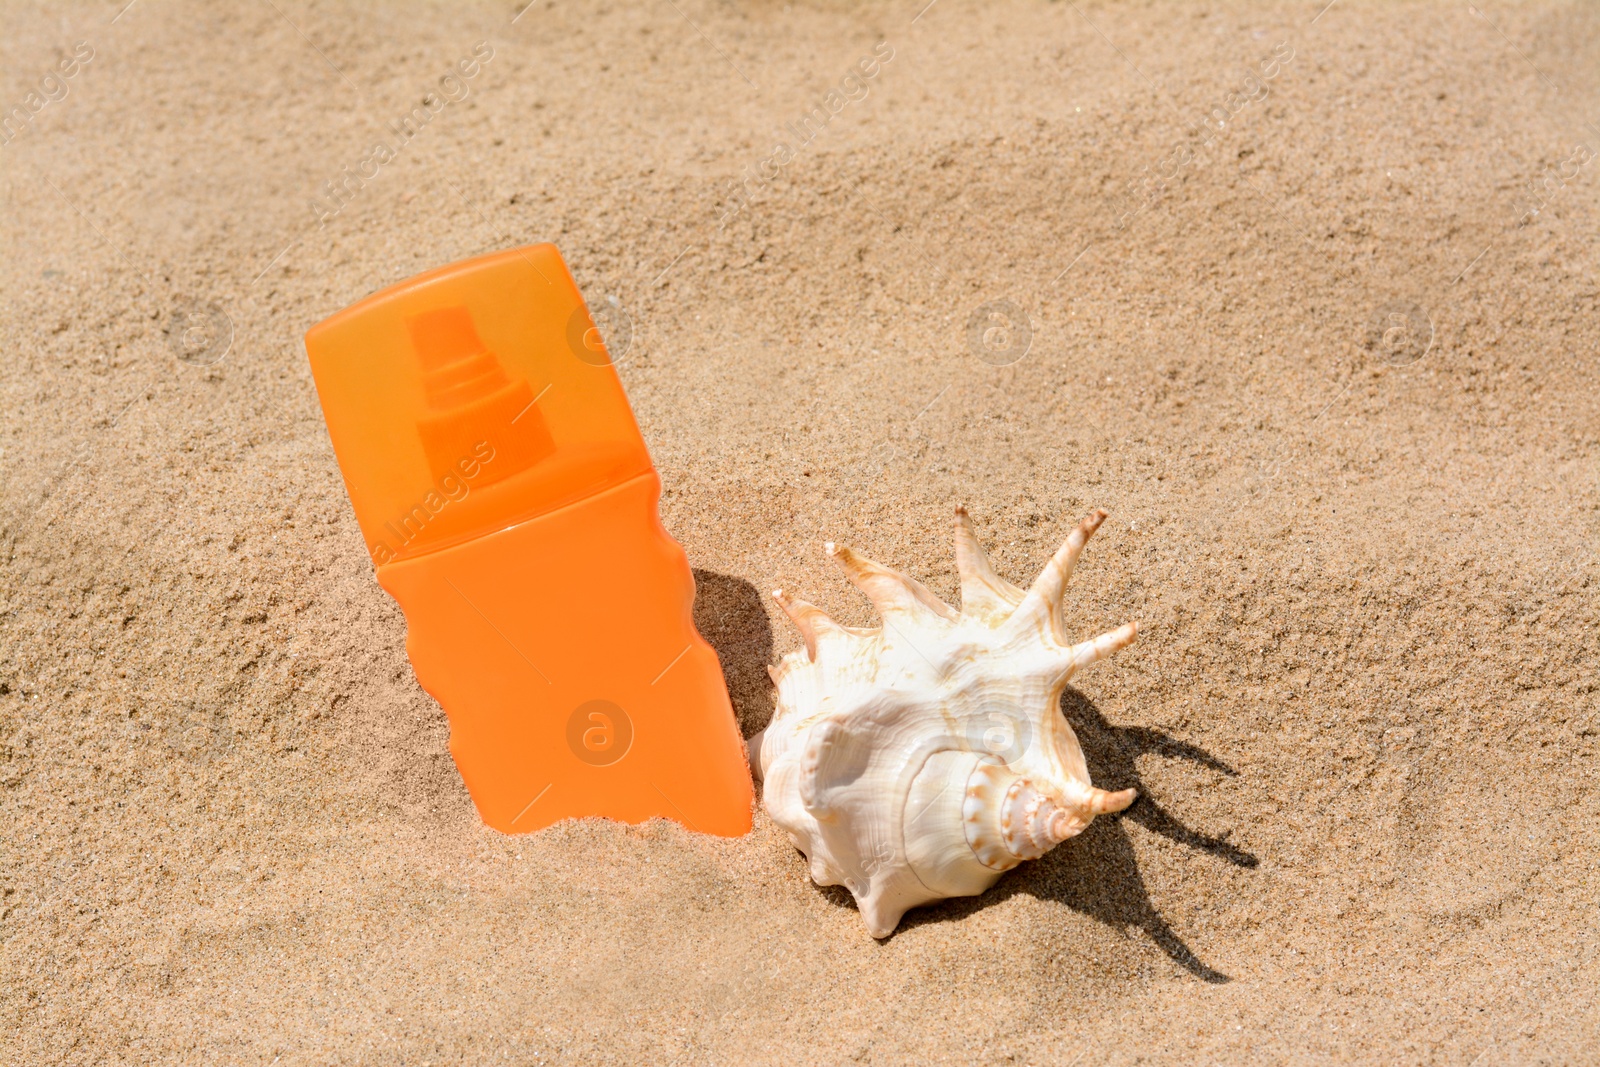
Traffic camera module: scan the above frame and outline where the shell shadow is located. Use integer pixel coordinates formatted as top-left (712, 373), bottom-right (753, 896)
top-left (691, 569), bottom-right (775, 738)
top-left (896, 689), bottom-right (1255, 983)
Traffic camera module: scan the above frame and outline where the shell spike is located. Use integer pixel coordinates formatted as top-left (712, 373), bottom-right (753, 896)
top-left (1059, 621), bottom-right (1139, 678)
top-left (827, 542), bottom-right (958, 623)
top-left (953, 506), bottom-right (1026, 624)
top-left (1087, 786), bottom-right (1138, 815)
top-left (1012, 510), bottom-right (1107, 631)
top-left (772, 588), bottom-right (837, 661)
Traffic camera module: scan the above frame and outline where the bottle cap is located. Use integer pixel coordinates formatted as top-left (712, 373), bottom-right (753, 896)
top-left (305, 245), bottom-right (652, 566)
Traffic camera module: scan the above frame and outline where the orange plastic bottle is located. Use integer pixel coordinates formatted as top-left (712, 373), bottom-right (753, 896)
top-left (304, 245), bottom-right (753, 836)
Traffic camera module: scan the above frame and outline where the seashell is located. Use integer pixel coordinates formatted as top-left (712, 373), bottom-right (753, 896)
top-left (749, 507), bottom-right (1139, 937)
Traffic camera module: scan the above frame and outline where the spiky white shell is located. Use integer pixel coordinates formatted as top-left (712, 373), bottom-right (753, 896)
top-left (750, 508), bottom-right (1139, 938)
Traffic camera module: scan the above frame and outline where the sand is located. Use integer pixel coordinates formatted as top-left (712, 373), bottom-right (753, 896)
top-left (3, 0), bottom-right (1599, 1062)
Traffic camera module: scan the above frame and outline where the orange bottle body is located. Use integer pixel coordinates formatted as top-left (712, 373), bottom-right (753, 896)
top-left (304, 245), bottom-right (753, 836)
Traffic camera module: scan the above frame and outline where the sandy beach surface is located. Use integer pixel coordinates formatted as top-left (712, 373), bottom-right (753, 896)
top-left (3, 0), bottom-right (1599, 1062)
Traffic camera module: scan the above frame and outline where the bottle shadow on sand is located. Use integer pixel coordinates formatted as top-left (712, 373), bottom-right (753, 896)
top-left (692, 569), bottom-right (775, 737)
top-left (691, 571), bottom-right (1254, 982)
